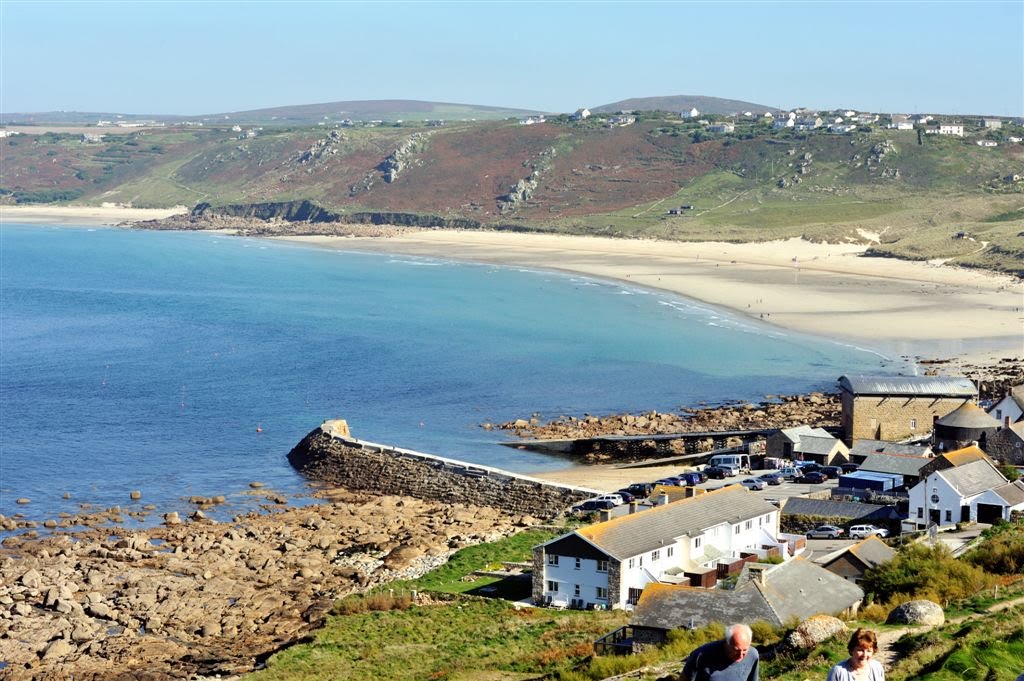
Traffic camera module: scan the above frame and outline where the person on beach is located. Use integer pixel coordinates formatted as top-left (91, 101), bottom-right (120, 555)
top-left (826, 628), bottom-right (884, 681)
top-left (680, 623), bottom-right (758, 681)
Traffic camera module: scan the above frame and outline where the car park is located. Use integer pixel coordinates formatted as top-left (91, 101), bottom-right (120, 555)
top-left (796, 471), bottom-right (828, 484)
top-left (807, 524), bottom-right (845, 539)
top-left (739, 478), bottom-right (765, 491)
top-left (849, 524), bottom-right (890, 539)
top-left (757, 472), bottom-right (783, 486)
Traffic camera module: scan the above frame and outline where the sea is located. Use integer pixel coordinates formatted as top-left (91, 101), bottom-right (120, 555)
top-left (0, 224), bottom-right (905, 527)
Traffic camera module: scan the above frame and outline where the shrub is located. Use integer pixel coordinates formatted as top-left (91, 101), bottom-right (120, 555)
top-left (861, 543), bottom-right (994, 603)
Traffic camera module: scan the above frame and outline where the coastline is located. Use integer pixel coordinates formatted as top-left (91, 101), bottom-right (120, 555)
top-left (278, 230), bottom-right (1023, 366)
top-left (4, 204), bottom-right (1019, 364)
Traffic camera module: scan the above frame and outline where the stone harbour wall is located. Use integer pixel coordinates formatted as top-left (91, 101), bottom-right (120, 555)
top-left (288, 420), bottom-right (598, 518)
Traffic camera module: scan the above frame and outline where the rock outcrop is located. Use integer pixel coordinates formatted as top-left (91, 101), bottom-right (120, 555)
top-left (784, 614), bottom-right (847, 650)
top-left (886, 599), bottom-right (945, 626)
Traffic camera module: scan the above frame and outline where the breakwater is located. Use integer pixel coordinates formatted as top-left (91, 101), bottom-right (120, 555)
top-left (288, 420), bottom-right (599, 517)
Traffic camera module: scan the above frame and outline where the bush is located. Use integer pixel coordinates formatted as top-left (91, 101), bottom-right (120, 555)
top-left (861, 543), bottom-right (995, 603)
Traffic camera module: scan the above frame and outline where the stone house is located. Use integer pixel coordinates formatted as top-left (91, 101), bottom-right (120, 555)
top-left (908, 457), bottom-right (1024, 528)
top-left (603, 559), bottom-right (862, 652)
top-left (821, 536), bottom-right (896, 583)
top-left (532, 486), bottom-right (791, 611)
top-left (767, 425), bottom-right (848, 464)
top-left (980, 118), bottom-right (1003, 129)
top-left (986, 420), bottom-right (1024, 466)
top-left (837, 374), bottom-right (978, 444)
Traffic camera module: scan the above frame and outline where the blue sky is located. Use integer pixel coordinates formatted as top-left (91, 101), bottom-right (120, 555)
top-left (2, 1), bottom-right (1021, 116)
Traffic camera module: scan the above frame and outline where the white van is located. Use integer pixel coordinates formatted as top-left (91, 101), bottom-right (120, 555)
top-left (707, 454), bottom-right (751, 474)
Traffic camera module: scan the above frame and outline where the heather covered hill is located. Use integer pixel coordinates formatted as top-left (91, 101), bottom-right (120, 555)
top-left (2, 113), bottom-right (1022, 274)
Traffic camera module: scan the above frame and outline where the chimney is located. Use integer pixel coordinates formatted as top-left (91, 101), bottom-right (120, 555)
top-left (1006, 416), bottom-right (1012, 429)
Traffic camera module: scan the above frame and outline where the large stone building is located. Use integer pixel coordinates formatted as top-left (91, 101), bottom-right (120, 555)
top-left (837, 375), bottom-right (977, 444)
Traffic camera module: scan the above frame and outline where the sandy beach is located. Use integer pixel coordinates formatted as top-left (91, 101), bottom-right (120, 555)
top-left (5, 204), bottom-right (1021, 363)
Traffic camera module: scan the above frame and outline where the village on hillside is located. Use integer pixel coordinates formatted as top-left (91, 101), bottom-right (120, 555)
top-left (527, 373), bottom-right (1024, 652)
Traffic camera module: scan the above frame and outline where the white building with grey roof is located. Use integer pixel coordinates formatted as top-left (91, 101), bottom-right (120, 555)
top-left (532, 486), bottom-right (794, 611)
top-left (908, 457), bottom-right (1024, 528)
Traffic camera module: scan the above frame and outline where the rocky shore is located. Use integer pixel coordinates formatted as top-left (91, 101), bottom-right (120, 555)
top-left (495, 358), bottom-right (1023, 452)
top-left (0, 489), bottom-right (531, 679)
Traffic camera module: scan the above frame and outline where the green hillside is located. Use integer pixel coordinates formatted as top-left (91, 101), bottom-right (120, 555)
top-left (2, 112), bottom-right (1022, 274)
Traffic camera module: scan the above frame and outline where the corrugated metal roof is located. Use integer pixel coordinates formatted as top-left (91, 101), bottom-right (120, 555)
top-left (577, 485), bottom-right (777, 561)
top-left (838, 374), bottom-right (977, 397)
top-left (860, 453), bottom-right (931, 476)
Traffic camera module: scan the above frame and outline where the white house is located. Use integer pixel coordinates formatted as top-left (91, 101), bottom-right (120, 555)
top-left (988, 385), bottom-right (1024, 424)
top-left (532, 485), bottom-right (792, 610)
top-left (924, 124), bottom-right (964, 137)
top-left (976, 139), bottom-right (998, 147)
top-left (707, 122), bottom-right (735, 133)
top-left (795, 116), bottom-right (823, 130)
top-left (907, 457), bottom-right (1024, 528)
top-left (571, 108), bottom-right (591, 121)
top-left (888, 114), bottom-right (914, 130)
top-left (980, 118), bottom-right (1003, 129)
top-left (772, 117), bottom-right (795, 129)
top-left (682, 107), bottom-right (700, 119)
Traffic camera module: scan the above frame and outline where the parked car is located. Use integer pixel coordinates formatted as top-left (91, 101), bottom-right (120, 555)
top-left (758, 472), bottom-right (784, 486)
top-left (840, 463), bottom-right (860, 474)
top-left (821, 466), bottom-right (843, 479)
top-left (704, 465), bottom-right (730, 480)
top-left (572, 499), bottom-right (615, 513)
top-left (739, 478), bottom-right (765, 491)
top-left (807, 525), bottom-right (845, 539)
top-left (849, 524), bottom-right (890, 539)
top-left (778, 466), bottom-right (800, 480)
top-left (796, 471), bottom-right (828, 484)
top-left (615, 490), bottom-right (636, 503)
top-left (796, 462), bottom-right (822, 473)
top-left (653, 478), bottom-right (682, 487)
top-left (677, 471), bottom-right (706, 485)
top-left (593, 494), bottom-right (624, 506)
top-left (624, 482), bottom-right (654, 497)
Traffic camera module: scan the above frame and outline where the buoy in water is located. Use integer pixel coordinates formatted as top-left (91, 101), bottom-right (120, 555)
top-left (256, 425), bottom-right (263, 433)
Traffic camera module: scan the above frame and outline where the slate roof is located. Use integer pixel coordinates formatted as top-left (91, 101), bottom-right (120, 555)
top-left (936, 402), bottom-right (1002, 429)
top-left (572, 485), bottom-right (777, 561)
top-left (994, 480), bottom-right (1024, 507)
top-left (843, 535), bottom-right (897, 569)
top-left (850, 440), bottom-right (932, 458)
top-left (781, 497), bottom-right (893, 521)
top-left (859, 453), bottom-right (931, 476)
top-left (838, 375), bottom-right (977, 397)
top-left (797, 435), bottom-right (844, 455)
top-left (630, 558), bottom-right (863, 630)
top-left (934, 445), bottom-right (989, 468)
top-left (939, 459), bottom-right (1007, 497)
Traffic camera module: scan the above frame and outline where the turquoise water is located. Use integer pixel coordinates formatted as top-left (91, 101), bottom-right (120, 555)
top-left (0, 224), bottom-right (898, 523)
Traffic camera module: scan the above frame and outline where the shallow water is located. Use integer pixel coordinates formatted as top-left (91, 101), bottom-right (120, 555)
top-left (0, 224), bottom-right (901, 523)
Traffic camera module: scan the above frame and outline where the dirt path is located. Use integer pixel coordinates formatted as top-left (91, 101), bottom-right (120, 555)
top-left (875, 594), bottom-right (1024, 668)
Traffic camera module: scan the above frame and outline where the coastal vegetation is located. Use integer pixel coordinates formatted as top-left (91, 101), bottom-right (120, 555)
top-left (3, 111), bottom-right (1022, 274)
top-left (251, 522), bottom-right (1024, 680)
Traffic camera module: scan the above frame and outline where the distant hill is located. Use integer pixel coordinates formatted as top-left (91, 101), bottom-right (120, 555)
top-left (592, 94), bottom-right (777, 115)
top-left (201, 100), bottom-right (543, 125)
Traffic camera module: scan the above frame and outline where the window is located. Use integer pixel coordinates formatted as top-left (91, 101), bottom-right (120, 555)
top-left (694, 537), bottom-right (702, 549)
top-left (596, 586), bottom-right (608, 600)
top-left (627, 588), bottom-right (643, 605)
top-left (745, 520), bottom-right (752, 530)
top-left (574, 584), bottom-right (581, 597)
top-left (911, 418), bottom-right (917, 429)
top-left (639, 556), bottom-right (643, 566)
top-left (917, 507), bottom-right (923, 518)
top-left (667, 546), bottom-right (674, 558)
top-left (652, 550), bottom-right (660, 561)
top-left (735, 525), bottom-right (740, 535)
top-left (547, 580), bottom-right (558, 592)
top-left (945, 510), bottom-right (952, 522)
top-left (574, 557), bottom-right (581, 570)
top-left (597, 560), bottom-right (609, 573)
top-left (547, 554), bottom-right (559, 566)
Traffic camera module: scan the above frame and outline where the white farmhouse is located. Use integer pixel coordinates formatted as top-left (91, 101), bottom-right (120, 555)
top-left (532, 485), bottom-right (795, 610)
top-left (682, 107), bottom-right (700, 119)
top-left (907, 457), bottom-right (1024, 528)
top-left (988, 385), bottom-right (1024, 425)
top-left (571, 108), bottom-right (591, 121)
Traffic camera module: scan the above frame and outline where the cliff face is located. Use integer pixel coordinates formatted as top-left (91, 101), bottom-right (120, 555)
top-left (288, 423), bottom-right (594, 518)
top-left (188, 200), bottom-right (481, 230)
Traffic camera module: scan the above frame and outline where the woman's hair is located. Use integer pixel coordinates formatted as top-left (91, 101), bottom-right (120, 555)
top-left (847, 628), bottom-right (878, 653)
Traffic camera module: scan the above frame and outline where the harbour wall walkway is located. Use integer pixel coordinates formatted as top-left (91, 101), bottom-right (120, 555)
top-left (288, 420), bottom-right (600, 518)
